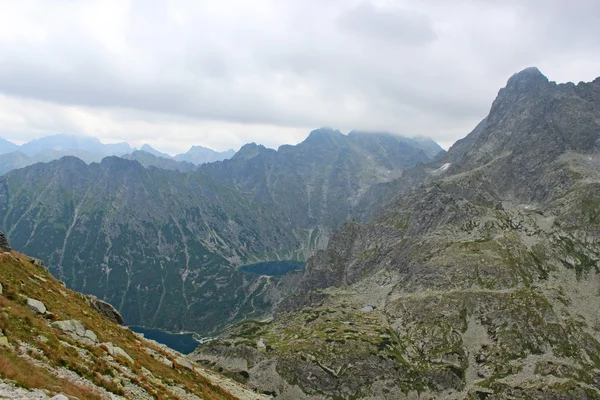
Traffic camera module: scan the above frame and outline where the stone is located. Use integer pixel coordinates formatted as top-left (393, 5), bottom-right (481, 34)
top-left (84, 329), bottom-right (99, 343)
top-left (36, 335), bottom-right (49, 343)
top-left (51, 319), bottom-right (87, 337)
top-left (85, 295), bottom-right (124, 325)
top-left (51, 395), bottom-right (69, 400)
top-left (0, 282), bottom-right (3, 295)
top-left (0, 231), bottom-right (10, 252)
top-left (102, 341), bottom-right (116, 356)
top-left (27, 298), bottom-right (47, 314)
top-left (175, 357), bottom-right (194, 370)
top-left (145, 347), bottom-right (174, 367)
top-left (102, 342), bottom-right (134, 364)
top-left (360, 305), bottom-right (374, 312)
top-left (114, 346), bottom-right (134, 364)
top-left (29, 257), bottom-right (48, 271)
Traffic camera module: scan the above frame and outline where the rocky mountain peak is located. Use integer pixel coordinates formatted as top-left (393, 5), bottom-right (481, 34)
top-left (304, 127), bottom-right (344, 145)
top-left (0, 230), bottom-right (10, 252)
top-left (505, 66), bottom-right (549, 91)
top-left (231, 142), bottom-right (271, 160)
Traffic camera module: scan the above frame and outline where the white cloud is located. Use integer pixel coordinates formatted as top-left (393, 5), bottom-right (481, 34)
top-left (0, 0), bottom-right (598, 152)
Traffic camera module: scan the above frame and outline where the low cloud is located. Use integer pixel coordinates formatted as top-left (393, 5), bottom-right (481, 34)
top-left (0, 0), bottom-right (599, 152)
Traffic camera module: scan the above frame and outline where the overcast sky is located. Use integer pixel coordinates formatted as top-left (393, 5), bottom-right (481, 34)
top-left (0, 0), bottom-right (599, 154)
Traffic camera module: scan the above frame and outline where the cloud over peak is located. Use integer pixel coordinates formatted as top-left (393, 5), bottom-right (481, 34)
top-left (0, 0), bottom-right (598, 153)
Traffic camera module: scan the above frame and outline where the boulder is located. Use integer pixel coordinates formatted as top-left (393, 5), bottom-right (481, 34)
top-left (145, 347), bottom-right (174, 367)
top-left (0, 231), bottom-right (10, 253)
top-left (0, 329), bottom-right (8, 347)
top-left (84, 329), bottom-right (99, 343)
top-left (51, 320), bottom-right (98, 344)
top-left (52, 319), bottom-right (86, 337)
top-left (51, 395), bottom-right (69, 400)
top-left (101, 342), bottom-right (134, 364)
top-left (29, 257), bottom-right (48, 271)
top-left (175, 356), bottom-right (194, 371)
top-left (85, 295), bottom-right (124, 325)
top-left (27, 298), bottom-right (47, 314)
top-left (0, 282), bottom-right (3, 295)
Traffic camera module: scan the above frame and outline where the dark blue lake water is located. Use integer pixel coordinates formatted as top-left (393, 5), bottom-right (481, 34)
top-left (129, 326), bottom-right (200, 354)
top-left (239, 260), bottom-right (305, 276)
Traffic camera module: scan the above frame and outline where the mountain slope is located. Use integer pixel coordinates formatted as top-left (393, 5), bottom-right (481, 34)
top-left (192, 68), bottom-right (600, 399)
top-left (175, 146), bottom-right (236, 165)
top-left (0, 231), bottom-right (267, 400)
top-left (0, 156), bottom-right (299, 334)
top-left (140, 144), bottom-right (173, 159)
top-left (201, 129), bottom-right (442, 230)
top-left (0, 132), bottom-right (439, 335)
top-left (122, 150), bottom-right (197, 172)
top-left (0, 137), bottom-right (18, 155)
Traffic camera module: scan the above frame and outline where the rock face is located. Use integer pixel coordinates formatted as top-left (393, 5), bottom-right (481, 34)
top-left (0, 132), bottom-right (441, 334)
top-left (194, 68), bottom-right (600, 399)
top-left (0, 231), bottom-right (10, 252)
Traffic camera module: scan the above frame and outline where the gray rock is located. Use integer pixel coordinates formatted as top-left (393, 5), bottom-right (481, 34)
top-left (36, 335), bottom-right (49, 343)
top-left (27, 298), bottom-right (47, 314)
top-left (0, 282), bottom-right (3, 295)
top-left (51, 319), bottom-right (86, 337)
top-left (0, 329), bottom-right (8, 347)
top-left (51, 395), bottom-right (69, 400)
top-left (145, 347), bottom-right (174, 367)
top-left (360, 305), bottom-right (374, 312)
top-left (0, 381), bottom-right (48, 399)
top-left (114, 346), bottom-right (134, 364)
top-left (84, 329), bottom-right (99, 343)
top-left (29, 257), bottom-right (48, 271)
top-left (0, 231), bottom-right (10, 252)
top-left (102, 342), bottom-right (134, 364)
top-left (85, 295), bottom-right (124, 325)
top-left (175, 357), bottom-right (194, 370)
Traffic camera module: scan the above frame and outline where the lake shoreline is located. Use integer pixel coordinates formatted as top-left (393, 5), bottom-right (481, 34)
top-left (128, 325), bottom-right (207, 354)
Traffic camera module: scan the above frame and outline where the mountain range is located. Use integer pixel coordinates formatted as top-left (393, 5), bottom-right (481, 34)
top-left (0, 134), bottom-right (237, 174)
top-left (0, 130), bottom-right (442, 336)
top-left (1, 67), bottom-right (599, 399)
top-left (190, 67), bottom-right (600, 399)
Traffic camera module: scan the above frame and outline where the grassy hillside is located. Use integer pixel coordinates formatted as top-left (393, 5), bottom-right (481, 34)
top-left (0, 246), bottom-right (267, 399)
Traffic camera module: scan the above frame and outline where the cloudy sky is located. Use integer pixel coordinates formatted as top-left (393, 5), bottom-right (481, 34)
top-left (0, 0), bottom-right (598, 154)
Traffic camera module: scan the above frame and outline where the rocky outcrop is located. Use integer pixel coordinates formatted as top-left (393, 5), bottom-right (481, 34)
top-left (0, 231), bottom-right (10, 252)
top-left (0, 131), bottom-right (441, 336)
top-left (195, 68), bottom-right (600, 399)
top-left (51, 320), bottom-right (99, 344)
top-left (101, 342), bottom-right (134, 364)
top-left (84, 294), bottom-right (124, 325)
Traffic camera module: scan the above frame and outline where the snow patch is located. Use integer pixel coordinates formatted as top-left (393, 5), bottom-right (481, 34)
top-left (436, 163), bottom-right (451, 172)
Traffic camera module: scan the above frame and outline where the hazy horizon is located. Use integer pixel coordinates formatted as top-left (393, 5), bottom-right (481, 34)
top-left (1, 127), bottom-right (446, 156)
